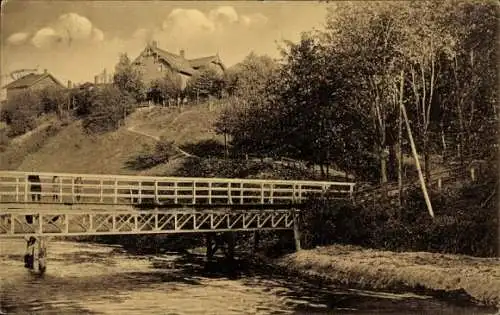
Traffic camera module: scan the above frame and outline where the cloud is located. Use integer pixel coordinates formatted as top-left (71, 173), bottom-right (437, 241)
top-left (162, 8), bottom-right (215, 35)
top-left (7, 32), bottom-right (29, 45)
top-left (209, 6), bottom-right (239, 24)
top-left (56, 13), bottom-right (93, 40)
top-left (32, 27), bottom-right (61, 48)
top-left (159, 6), bottom-right (267, 37)
top-left (146, 6), bottom-right (269, 58)
top-left (91, 28), bottom-right (104, 42)
top-left (26, 12), bottom-right (104, 49)
top-left (241, 13), bottom-right (269, 27)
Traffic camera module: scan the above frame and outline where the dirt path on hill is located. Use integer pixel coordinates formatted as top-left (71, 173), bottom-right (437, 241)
top-left (126, 108), bottom-right (198, 158)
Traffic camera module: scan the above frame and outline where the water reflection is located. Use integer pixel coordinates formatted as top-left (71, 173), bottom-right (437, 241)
top-left (0, 239), bottom-right (497, 315)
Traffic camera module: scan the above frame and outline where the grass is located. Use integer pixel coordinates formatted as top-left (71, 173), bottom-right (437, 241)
top-left (276, 244), bottom-right (500, 308)
top-left (126, 103), bottom-right (225, 145)
top-left (4, 102), bottom-right (225, 175)
top-left (0, 117), bottom-right (63, 170)
top-left (16, 120), bottom-right (157, 175)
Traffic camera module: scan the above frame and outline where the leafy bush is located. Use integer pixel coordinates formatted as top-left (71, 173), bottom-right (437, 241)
top-left (301, 180), bottom-right (498, 257)
top-left (1, 91), bottom-right (43, 136)
top-left (125, 140), bottom-right (177, 170)
top-left (81, 86), bottom-right (136, 134)
top-left (185, 67), bottom-right (225, 101)
top-left (0, 129), bottom-right (10, 152)
top-left (113, 53), bottom-right (146, 102)
top-left (0, 87), bottom-right (68, 137)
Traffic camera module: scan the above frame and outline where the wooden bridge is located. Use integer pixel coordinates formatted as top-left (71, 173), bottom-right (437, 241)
top-left (0, 171), bottom-right (356, 237)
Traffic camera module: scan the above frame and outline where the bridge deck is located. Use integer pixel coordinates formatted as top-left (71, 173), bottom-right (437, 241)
top-left (0, 171), bottom-right (355, 207)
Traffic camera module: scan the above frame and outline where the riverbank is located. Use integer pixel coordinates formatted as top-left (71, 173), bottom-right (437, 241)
top-left (268, 244), bottom-right (500, 310)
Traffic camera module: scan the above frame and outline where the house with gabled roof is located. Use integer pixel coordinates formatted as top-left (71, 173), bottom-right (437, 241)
top-left (132, 41), bottom-right (225, 90)
top-left (2, 69), bottom-right (65, 100)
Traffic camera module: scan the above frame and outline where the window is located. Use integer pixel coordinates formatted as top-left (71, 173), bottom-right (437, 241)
top-left (158, 64), bottom-right (163, 72)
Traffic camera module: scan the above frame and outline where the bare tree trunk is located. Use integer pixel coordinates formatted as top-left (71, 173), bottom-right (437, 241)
top-left (389, 145), bottom-right (397, 181)
top-left (440, 122), bottom-right (446, 162)
top-left (424, 137), bottom-right (431, 182)
top-left (398, 88), bottom-right (403, 207)
top-left (224, 133), bottom-right (228, 159)
top-left (380, 151), bottom-right (388, 184)
top-left (401, 71), bottom-right (434, 218)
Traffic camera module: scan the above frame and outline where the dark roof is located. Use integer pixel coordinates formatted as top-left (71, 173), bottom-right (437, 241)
top-left (2, 73), bottom-right (64, 90)
top-left (189, 55), bottom-right (225, 70)
top-left (133, 44), bottom-right (225, 76)
top-left (154, 47), bottom-right (196, 75)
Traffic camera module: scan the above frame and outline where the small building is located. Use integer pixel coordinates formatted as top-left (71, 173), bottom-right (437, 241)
top-left (132, 41), bottom-right (225, 90)
top-left (2, 69), bottom-right (65, 100)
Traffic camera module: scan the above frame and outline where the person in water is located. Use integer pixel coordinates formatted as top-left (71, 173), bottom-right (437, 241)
top-left (24, 236), bottom-right (37, 269)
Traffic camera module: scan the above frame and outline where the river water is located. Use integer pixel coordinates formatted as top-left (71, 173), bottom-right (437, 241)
top-left (0, 238), bottom-right (497, 315)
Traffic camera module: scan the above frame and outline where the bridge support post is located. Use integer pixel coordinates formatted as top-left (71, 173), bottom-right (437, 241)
top-left (293, 210), bottom-right (301, 251)
top-left (253, 231), bottom-right (260, 253)
top-left (206, 233), bottom-right (215, 261)
top-left (206, 233), bottom-right (222, 262)
top-left (224, 232), bottom-right (235, 261)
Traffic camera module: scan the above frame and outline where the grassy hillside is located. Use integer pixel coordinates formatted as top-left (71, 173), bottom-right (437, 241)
top-left (126, 104), bottom-right (225, 144)
top-left (0, 103), bottom-right (225, 175)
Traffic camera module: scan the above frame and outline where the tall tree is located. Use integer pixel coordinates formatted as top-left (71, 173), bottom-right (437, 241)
top-left (113, 53), bottom-right (145, 102)
top-left (323, 2), bottom-right (407, 184)
top-left (225, 52), bottom-right (278, 105)
top-left (149, 71), bottom-right (182, 105)
top-left (186, 67), bottom-right (224, 101)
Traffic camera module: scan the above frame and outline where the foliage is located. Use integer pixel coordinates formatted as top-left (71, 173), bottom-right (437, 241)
top-left (0, 129), bottom-right (10, 152)
top-left (1, 91), bottom-right (44, 136)
top-left (301, 177), bottom-right (498, 257)
top-left (37, 87), bottom-right (68, 116)
top-left (224, 52), bottom-right (278, 104)
top-left (185, 67), bottom-right (225, 101)
top-left (113, 53), bottom-right (146, 102)
top-left (81, 85), bottom-right (136, 134)
top-left (216, 0), bottom-right (497, 185)
top-left (0, 87), bottom-right (69, 137)
top-left (125, 140), bottom-right (177, 170)
top-left (148, 72), bottom-right (182, 105)
top-left (179, 139), bottom-right (226, 159)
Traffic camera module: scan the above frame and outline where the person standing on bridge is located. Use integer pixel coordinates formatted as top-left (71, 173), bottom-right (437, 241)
top-left (52, 176), bottom-right (59, 202)
top-left (28, 175), bottom-right (41, 202)
top-left (74, 177), bottom-right (83, 202)
top-left (26, 175), bottom-right (41, 224)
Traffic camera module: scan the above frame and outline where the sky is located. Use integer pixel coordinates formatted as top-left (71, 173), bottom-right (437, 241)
top-left (0, 0), bottom-right (332, 87)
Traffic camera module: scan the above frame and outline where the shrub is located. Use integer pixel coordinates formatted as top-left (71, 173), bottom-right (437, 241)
top-left (81, 86), bottom-right (136, 134)
top-left (301, 179), bottom-right (498, 257)
top-left (125, 140), bottom-right (177, 170)
top-left (0, 129), bottom-right (10, 152)
top-left (1, 91), bottom-right (43, 136)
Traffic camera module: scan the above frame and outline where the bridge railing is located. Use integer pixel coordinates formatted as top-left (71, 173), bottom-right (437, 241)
top-left (0, 171), bottom-right (355, 207)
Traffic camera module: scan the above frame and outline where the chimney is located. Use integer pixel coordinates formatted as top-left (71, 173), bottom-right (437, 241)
top-left (67, 80), bottom-right (72, 89)
top-left (103, 69), bottom-right (107, 84)
top-left (43, 69), bottom-right (48, 74)
top-left (179, 49), bottom-right (185, 58)
top-left (94, 75), bottom-right (99, 85)
top-left (151, 40), bottom-right (158, 48)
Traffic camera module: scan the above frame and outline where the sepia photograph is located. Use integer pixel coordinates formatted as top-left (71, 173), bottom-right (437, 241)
top-left (0, 0), bottom-right (498, 314)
